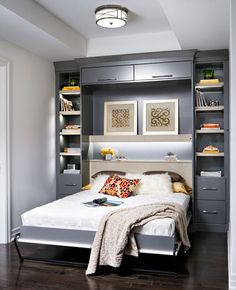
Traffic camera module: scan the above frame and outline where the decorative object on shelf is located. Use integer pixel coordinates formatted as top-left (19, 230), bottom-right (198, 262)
top-left (209, 100), bottom-right (220, 106)
top-left (164, 152), bottom-right (178, 161)
top-left (203, 68), bottom-right (214, 79)
top-left (69, 78), bottom-right (79, 86)
top-left (104, 101), bottom-right (137, 135)
top-left (60, 96), bottom-right (74, 111)
top-left (202, 145), bottom-right (220, 154)
top-left (143, 99), bottom-right (178, 135)
top-left (95, 5), bottom-right (128, 28)
top-left (101, 148), bottom-right (116, 161)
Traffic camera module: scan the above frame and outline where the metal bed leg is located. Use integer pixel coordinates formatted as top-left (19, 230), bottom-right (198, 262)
top-left (14, 234), bottom-right (24, 262)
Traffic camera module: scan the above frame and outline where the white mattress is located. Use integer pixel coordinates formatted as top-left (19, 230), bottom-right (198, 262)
top-left (21, 191), bottom-right (190, 237)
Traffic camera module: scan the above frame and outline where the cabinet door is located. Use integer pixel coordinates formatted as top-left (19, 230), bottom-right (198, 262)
top-left (81, 65), bottom-right (133, 84)
top-left (196, 176), bottom-right (225, 200)
top-left (195, 200), bottom-right (225, 224)
top-left (58, 174), bottom-right (81, 195)
top-left (134, 61), bottom-right (192, 81)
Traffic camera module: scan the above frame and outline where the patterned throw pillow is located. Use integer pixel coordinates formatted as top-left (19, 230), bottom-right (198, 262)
top-left (99, 175), bottom-right (140, 198)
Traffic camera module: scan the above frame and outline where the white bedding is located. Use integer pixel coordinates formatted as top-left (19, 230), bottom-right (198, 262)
top-left (21, 190), bottom-right (190, 237)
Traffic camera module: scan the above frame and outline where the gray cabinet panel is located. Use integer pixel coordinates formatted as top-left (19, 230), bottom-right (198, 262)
top-left (134, 61), bottom-right (192, 81)
top-left (195, 200), bottom-right (225, 224)
top-left (81, 65), bottom-right (133, 84)
top-left (196, 176), bottom-right (225, 200)
top-left (58, 174), bottom-right (81, 195)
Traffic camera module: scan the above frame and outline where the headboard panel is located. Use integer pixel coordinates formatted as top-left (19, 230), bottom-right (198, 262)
top-left (89, 160), bottom-right (192, 186)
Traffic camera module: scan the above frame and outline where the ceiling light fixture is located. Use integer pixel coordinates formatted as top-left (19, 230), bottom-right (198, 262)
top-left (95, 5), bottom-right (128, 28)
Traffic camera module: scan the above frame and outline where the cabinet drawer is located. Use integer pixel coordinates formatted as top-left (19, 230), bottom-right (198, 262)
top-left (58, 174), bottom-right (81, 194)
top-left (196, 176), bottom-right (225, 200)
top-left (81, 65), bottom-right (133, 84)
top-left (195, 200), bottom-right (225, 224)
top-left (134, 61), bottom-right (192, 81)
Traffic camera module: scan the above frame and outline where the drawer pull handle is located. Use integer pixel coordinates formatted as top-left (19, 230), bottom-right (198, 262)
top-left (202, 210), bottom-right (218, 214)
top-left (202, 187), bottom-right (218, 191)
top-left (65, 184), bottom-right (77, 187)
top-left (152, 74), bottom-right (173, 78)
top-left (97, 78), bottom-right (117, 81)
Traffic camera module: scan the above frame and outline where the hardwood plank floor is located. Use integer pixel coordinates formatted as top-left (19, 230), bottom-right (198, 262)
top-left (0, 232), bottom-right (228, 290)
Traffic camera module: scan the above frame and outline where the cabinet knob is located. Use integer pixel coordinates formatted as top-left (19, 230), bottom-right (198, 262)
top-left (202, 210), bottom-right (218, 214)
top-left (65, 184), bottom-right (77, 187)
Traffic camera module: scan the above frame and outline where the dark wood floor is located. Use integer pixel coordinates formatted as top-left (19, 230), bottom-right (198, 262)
top-left (0, 232), bottom-right (228, 290)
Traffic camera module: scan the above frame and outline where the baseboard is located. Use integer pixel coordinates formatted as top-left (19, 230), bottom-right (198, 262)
top-left (11, 227), bottom-right (20, 241)
top-left (229, 273), bottom-right (236, 289)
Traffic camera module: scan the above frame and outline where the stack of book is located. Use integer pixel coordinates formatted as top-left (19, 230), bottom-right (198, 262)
top-left (62, 124), bottom-right (80, 134)
top-left (63, 169), bottom-right (80, 174)
top-left (64, 147), bottom-right (81, 153)
top-left (200, 123), bottom-right (220, 131)
top-left (62, 86), bottom-right (80, 91)
top-left (199, 79), bottom-right (220, 84)
top-left (200, 170), bottom-right (222, 177)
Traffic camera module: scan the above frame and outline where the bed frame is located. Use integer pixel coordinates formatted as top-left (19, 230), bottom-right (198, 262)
top-left (14, 161), bottom-right (192, 275)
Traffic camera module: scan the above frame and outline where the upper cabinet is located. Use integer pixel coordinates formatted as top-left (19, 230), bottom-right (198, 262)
top-left (134, 61), bottom-right (192, 81)
top-left (81, 65), bottom-right (133, 84)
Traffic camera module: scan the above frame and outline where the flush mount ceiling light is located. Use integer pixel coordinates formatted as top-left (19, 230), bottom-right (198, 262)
top-left (95, 5), bottom-right (128, 28)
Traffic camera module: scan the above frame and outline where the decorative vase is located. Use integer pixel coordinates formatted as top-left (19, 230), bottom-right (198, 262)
top-left (105, 154), bottom-right (112, 161)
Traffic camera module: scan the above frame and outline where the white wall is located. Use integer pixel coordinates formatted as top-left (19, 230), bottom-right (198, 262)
top-left (229, 1), bottom-right (236, 289)
top-left (0, 40), bottom-right (56, 235)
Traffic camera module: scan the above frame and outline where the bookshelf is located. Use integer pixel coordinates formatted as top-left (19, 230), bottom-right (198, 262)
top-left (56, 68), bottom-right (82, 198)
top-left (194, 51), bottom-right (229, 232)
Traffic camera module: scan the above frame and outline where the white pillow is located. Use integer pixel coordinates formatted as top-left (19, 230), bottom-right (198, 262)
top-left (90, 174), bottom-right (109, 193)
top-left (126, 173), bottom-right (172, 195)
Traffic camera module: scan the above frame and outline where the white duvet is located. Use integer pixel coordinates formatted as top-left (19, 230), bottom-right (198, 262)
top-left (21, 190), bottom-right (190, 237)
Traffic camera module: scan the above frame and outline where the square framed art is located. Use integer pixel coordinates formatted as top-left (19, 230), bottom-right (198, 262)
top-left (143, 99), bottom-right (179, 135)
top-left (104, 101), bottom-right (137, 135)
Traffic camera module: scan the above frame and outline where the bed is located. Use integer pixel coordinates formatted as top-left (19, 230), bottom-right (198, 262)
top-left (15, 168), bottom-right (192, 275)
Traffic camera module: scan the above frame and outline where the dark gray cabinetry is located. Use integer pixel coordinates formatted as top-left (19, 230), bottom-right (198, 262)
top-left (58, 174), bottom-right (81, 195)
top-left (194, 50), bottom-right (229, 232)
top-left (81, 65), bottom-right (133, 84)
top-left (134, 61), bottom-right (192, 81)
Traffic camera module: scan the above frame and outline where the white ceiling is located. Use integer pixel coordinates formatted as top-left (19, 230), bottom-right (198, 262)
top-left (0, 0), bottom-right (230, 61)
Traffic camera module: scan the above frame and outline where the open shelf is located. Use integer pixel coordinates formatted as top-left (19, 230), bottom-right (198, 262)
top-left (59, 90), bottom-right (80, 95)
top-left (60, 152), bottom-right (81, 156)
top-left (60, 132), bottom-right (80, 136)
top-left (89, 134), bottom-right (192, 143)
top-left (196, 129), bottom-right (224, 134)
top-left (59, 111), bottom-right (81, 115)
top-left (195, 106), bottom-right (224, 112)
top-left (195, 82), bottom-right (224, 90)
top-left (196, 152), bottom-right (224, 157)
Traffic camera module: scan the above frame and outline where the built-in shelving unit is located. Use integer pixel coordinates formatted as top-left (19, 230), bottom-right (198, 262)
top-left (55, 67), bottom-right (82, 198)
top-left (194, 50), bottom-right (229, 232)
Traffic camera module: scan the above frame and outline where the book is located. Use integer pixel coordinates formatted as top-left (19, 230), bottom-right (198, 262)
top-left (63, 169), bottom-right (80, 174)
top-left (199, 79), bottom-right (220, 84)
top-left (83, 199), bottom-right (124, 207)
top-left (62, 86), bottom-right (80, 91)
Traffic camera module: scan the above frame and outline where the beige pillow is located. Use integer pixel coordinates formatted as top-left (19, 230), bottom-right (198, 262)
top-left (172, 182), bottom-right (192, 195)
top-left (126, 173), bottom-right (172, 195)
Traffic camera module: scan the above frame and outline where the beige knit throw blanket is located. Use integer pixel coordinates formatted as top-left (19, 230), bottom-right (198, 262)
top-left (86, 203), bottom-right (190, 275)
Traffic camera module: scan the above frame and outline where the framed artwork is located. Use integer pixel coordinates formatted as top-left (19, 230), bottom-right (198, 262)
top-left (143, 99), bottom-right (179, 135)
top-left (104, 101), bottom-right (137, 135)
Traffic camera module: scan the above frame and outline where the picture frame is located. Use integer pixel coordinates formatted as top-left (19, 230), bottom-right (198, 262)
top-left (104, 101), bottom-right (137, 135)
top-left (143, 99), bottom-right (179, 135)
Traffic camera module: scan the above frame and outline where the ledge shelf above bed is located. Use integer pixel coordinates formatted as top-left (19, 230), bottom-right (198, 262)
top-left (89, 134), bottom-right (192, 143)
